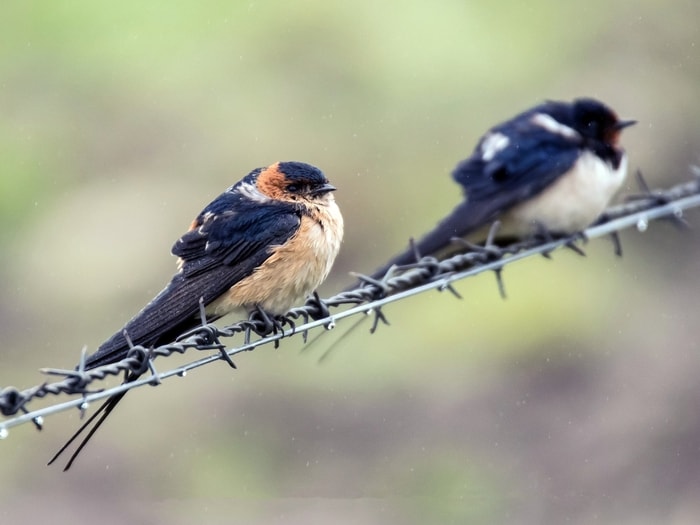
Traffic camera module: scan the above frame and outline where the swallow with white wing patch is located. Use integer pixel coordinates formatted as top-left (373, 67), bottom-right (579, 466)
top-left (367, 97), bottom-right (635, 279)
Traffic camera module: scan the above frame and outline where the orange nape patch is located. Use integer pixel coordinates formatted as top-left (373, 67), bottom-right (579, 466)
top-left (606, 128), bottom-right (622, 146)
top-left (256, 162), bottom-right (288, 200)
top-left (188, 218), bottom-right (200, 231)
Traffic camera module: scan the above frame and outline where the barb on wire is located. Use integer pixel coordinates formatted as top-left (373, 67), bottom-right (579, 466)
top-left (1, 171), bottom-right (700, 436)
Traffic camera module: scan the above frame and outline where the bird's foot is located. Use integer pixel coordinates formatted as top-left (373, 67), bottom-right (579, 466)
top-left (305, 290), bottom-right (331, 321)
top-left (248, 306), bottom-right (288, 342)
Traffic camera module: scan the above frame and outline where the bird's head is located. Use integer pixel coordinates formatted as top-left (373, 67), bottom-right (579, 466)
top-left (570, 98), bottom-right (636, 146)
top-left (246, 161), bottom-right (336, 205)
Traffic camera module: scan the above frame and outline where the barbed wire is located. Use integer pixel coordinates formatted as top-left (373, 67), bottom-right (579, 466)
top-left (1, 170), bottom-right (699, 438)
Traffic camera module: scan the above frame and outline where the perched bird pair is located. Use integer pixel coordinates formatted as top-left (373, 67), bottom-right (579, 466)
top-left (50, 97), bottom-right (634, 470)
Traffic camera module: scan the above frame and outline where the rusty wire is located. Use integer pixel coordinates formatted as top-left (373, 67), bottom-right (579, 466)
top-left (1, 170), bottom-right (699, 437)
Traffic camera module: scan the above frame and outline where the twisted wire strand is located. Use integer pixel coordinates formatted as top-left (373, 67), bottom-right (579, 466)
top-left (1, 171), bottom-right (699, 437)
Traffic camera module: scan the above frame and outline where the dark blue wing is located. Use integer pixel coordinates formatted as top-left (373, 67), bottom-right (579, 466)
top-left (364, 117), bottom-right (581, 281)
top-left (454, 122), bottom-right (580, 207)
top-left (173, 195), bottom-right (301, 277)
top-left (85, 198), bottom-right (300, 369)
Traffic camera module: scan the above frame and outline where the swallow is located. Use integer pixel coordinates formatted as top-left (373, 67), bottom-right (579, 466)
top-left (367, 97), bottom-right (635, 281)
top-left (49, 161), bottom-right (344, 470)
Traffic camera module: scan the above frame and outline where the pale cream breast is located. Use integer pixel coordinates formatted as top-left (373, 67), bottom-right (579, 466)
top-left (500, 150), bottom-right (628, 236)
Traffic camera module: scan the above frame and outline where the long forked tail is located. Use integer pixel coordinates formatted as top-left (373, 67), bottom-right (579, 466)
top-left (48, 372), bottom-right (138, 471)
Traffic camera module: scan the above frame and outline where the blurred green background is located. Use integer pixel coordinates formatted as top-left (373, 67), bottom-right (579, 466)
top-left (2, 1), bottom-right (700, 524)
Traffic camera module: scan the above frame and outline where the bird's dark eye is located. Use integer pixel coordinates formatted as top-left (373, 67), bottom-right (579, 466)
top-left (287, 184), bottom-right (301, 193)
top-left (584, 118), bottom-right (599, 133)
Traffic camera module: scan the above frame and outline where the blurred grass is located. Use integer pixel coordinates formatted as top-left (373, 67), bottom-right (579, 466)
top-left (1, 1), bottom-right (700, 524)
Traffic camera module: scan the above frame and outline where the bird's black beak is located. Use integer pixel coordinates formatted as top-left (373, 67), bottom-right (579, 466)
top-left (615, 119), bottom-right (637, 130)
top-left (310, 183), bottom-right (336, 196)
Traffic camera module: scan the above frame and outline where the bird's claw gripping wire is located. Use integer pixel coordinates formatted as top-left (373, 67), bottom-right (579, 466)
top-left (305, 291), bottom-right (332, 321)
top-left (244, 307), bottom-right (289, 348)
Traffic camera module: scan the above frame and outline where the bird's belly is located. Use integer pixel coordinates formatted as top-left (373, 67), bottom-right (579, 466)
top-left (503, 150), bottom-right (627, 236)
top-left (207, 205), bottom-right (343, 316)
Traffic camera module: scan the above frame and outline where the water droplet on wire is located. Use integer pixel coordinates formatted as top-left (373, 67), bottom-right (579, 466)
top-left (0, 427), bottom-right (8, 439)
top-left (637, 218), bottom-right (648, 232)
